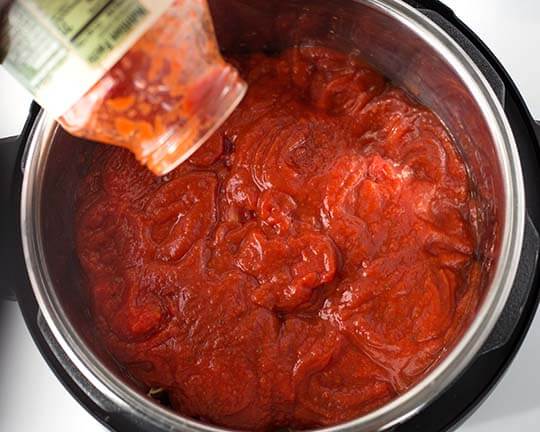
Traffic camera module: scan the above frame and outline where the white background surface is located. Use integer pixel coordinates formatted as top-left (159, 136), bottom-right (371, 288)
top-left (1, 0), bottom-right (540, 430)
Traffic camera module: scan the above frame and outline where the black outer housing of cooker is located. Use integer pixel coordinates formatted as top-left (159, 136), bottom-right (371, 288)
top-left (2, 1), bottom-right (540, 431)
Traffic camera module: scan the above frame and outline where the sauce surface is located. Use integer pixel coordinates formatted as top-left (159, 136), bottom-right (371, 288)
top-left (76, 47), bottom-right (482, 430)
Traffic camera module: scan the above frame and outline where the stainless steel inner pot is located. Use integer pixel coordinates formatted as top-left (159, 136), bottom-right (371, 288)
top-left (19, 0), bottom-right (525, 431)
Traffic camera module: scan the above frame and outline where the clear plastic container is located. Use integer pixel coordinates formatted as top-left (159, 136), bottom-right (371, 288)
top-left (59, 0), bottom-right (246, 175)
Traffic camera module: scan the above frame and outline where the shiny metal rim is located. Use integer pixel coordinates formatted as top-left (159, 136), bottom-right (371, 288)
top-left (20, 0), bottom-right (525, 431)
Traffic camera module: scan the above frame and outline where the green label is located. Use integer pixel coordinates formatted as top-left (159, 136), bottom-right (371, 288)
top-left (30, 0), bottom-right (148, 64)
top-left (1, 3), bottom-right (68, 88)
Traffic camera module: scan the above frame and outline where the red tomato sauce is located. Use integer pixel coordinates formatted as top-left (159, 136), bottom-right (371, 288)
top-left (75, 47), bottom-right (482, 430)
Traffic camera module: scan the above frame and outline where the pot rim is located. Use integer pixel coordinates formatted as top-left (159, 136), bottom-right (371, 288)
top-left (20, 0), bottom-right (525, 431)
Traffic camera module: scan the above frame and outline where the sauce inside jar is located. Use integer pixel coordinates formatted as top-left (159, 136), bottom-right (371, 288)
top-left (60, 0), bottom-right (246, 175)
top-left (75, 47), bottom-right (483, 430)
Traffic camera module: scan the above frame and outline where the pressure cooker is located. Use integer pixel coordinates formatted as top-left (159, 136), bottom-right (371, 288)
top-left (1, 0), bottom-right (540, 431)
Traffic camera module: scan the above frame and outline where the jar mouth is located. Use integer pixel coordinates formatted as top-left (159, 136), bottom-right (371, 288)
top-left (142, 65), bottom-right (247, 175)
top-left (20, 0), bottom-right (524, 431)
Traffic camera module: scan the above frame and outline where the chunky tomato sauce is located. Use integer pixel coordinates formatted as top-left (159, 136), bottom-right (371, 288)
top-left (76, 47), bottom-right (482, 430)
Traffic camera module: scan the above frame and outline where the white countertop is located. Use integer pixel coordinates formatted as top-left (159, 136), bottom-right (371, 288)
top-left (1, 1), bottom-right (540, 430)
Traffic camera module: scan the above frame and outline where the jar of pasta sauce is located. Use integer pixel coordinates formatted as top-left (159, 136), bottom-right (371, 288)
top-left (1, 0), bottom-right (246, 175)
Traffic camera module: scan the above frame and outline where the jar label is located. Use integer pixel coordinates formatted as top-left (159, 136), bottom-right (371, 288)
top-left (1, 0), bottom-right (174, 117)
